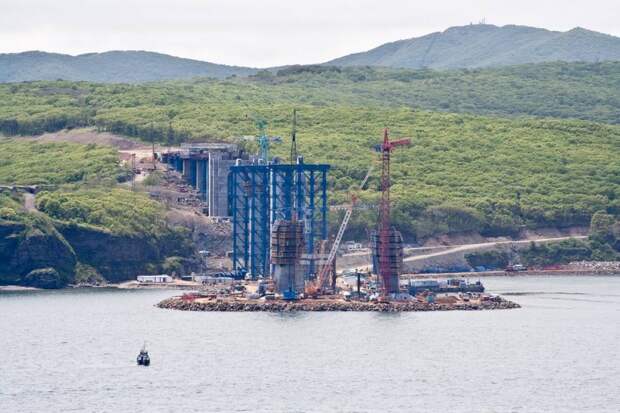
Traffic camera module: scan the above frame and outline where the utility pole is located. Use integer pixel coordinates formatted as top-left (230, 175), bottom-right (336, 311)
top-left (131, 153), bottom-right (136, 192)
top-left (149, 122), bottom-right (156, 171)
top-left (290, 109), bottom-right (298, 164)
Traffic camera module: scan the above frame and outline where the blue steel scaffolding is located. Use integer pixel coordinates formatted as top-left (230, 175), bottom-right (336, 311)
top-left (229, 159), bottom-right (329, 278)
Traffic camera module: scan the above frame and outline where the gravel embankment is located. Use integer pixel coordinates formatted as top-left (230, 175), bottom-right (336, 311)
top-left (157, 296), bottom-right (520, 312)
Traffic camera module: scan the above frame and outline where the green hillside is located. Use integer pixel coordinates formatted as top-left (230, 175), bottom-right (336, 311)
top-left (1, 63), bottom-right (618, 242)
top-left (328, 24), bottom-right (620, 70)
top-left (0, 139), bottom-right (124, 185)
top-left (0, 51), bottom-right (257, 83)
top-left (3, 24), bottom-right (619, 84)
top-left (0, 141), bottom-right (194, 288)
top-left (1, 62), bottom-right (618, 134)
top-left (37, 188), bottom-right (167, 237)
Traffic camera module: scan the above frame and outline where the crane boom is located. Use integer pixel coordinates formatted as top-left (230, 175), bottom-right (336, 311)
top-left (316, 206), bottom-right (352, 290)
top-left (389, 138), bottom-right (411, 147)
top-left (309, 162), bottom-right (374, 295)
top-left (359, 164), bottom-right (373, 190)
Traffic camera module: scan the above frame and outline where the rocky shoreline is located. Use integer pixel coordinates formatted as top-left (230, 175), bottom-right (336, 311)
top-left (156, 296), bottom-right (520, 312)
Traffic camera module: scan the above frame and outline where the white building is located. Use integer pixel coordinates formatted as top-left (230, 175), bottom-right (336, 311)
top-left (344, 241), bottom-right (364, 252)
top-left (137, 275), bottom-right (172, 283)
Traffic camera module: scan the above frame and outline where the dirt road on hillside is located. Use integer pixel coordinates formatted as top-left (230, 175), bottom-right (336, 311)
top-left (22, 193), bottom-right (36, 211)
top-left (341, 235), bottom-right (588, 272)
top-left (403, 236), bottom-right (588, 263)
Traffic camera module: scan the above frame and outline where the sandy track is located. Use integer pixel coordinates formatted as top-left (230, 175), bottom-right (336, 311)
top-left (341, 235), bottom-right (588, 272)
top-left (403, 236), bottom-right (588, 263)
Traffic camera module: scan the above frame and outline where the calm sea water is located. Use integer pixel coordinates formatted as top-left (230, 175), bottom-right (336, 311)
top-left (1, 276), bottom-right (619, 413)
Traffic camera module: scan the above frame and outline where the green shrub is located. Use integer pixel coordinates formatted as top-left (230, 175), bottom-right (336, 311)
top-left (520, 240), bottom-right (593, 266)
top-left (162, 256), bottom-right (184, 276)
top-left (23, 267), bottom-right (68, 289)
top-left (0, 140), bottom-right (121, 185)
top-left (36, 188), bottom-right (165, 236)
top-left (0, 207), bottom-right (17, 219)
top-left (142, 171), bottom-right (163, 186)
top-left (74, 262), bottom-right (105, 285)
top-left (465, 250), bottom-right (510, 269)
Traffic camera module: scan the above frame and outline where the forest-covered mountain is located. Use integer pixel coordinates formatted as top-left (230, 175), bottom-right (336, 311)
top-left (327, 24), bottom-right (620, 69)
top-left (0, 50), bottom-right (257, 83)
top-left (2, 24), bottom-right (620, 83)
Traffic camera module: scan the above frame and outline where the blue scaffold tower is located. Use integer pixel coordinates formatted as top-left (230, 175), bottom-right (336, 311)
top-left (228, 157), bottom-right (329, 279)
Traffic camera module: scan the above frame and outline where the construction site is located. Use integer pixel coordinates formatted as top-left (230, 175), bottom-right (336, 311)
top-left (147, 114), bottom-right (518, 312)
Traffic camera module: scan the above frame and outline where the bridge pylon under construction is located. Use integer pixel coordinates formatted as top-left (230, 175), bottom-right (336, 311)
top-left (228, 156), bottom-right (330, 280)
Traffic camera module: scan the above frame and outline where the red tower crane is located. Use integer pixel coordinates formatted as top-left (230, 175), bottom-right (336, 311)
top-left (378, 128), bottom-right (410, 296)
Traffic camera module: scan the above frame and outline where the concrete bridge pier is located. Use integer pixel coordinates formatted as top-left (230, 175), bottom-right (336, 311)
top-left (182, 159), bottom-right (190, 179)
top-left (196, 159), bottom-right (207, 200)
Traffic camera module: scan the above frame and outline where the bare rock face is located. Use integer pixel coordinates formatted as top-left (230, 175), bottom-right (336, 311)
top-left (0, 218), bottom-right (76, 287)
top-left (58, 224), bottom-right (159, 283)
top-left (1, 212), bottom-right (196, 288)
top-left (14, 229), bottom-right (76, 276)
top-left (57, 223), bottom-right (195, 283)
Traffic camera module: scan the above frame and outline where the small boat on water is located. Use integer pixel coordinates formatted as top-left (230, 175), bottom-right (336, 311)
top-left (137, 344), bottom-right (150, 366)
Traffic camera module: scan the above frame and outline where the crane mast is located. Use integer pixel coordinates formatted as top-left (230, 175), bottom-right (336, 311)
top-left (378, 128), bottom-right (410, 296)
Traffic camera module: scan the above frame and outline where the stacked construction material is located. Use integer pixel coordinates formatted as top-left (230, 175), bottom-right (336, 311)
top-left (271, 220), bottom-right (305, 296)
top-left (370, 229), bottom-right (404, 294)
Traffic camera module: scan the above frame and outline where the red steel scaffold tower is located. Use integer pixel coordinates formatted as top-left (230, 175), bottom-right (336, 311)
top-left (378, 128), bottom-right (410, 296)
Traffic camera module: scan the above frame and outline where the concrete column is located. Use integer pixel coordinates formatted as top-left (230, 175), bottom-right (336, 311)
top-left (196, 159), bottom-right (206, 200)
top-left (182, 159), bottom-right (190, 179)
top-left (208, 153), bottom-right (220, 216)
top-left (189, 159), bottom-right (197, 188)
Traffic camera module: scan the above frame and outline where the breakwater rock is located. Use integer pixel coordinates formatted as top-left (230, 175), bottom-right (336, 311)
top-left (157, 296), bottom-right (520, 312)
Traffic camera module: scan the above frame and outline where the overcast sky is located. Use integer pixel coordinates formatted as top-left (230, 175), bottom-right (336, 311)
top-left (1, 0), bottom-right (618, 67)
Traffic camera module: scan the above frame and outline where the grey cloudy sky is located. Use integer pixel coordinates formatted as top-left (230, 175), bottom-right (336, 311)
top-left (1, 0), bottom-right (618, 67)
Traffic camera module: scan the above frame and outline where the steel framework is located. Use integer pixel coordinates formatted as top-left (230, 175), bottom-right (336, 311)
top-left (229, 160), bottom-right (329, 278)
top-left (378, 128), bottom-right (410, 295)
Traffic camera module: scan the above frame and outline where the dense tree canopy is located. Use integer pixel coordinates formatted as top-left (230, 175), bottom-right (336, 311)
top-left (36, 188), bottom-right (166, 236)
top-left (0, 139), bottom-right (123, 185)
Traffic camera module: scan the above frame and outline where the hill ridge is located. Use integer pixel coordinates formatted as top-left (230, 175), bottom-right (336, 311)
top-left (0, 50), bottom-right (258, 83)
top-left (326, 24), bottom-right (620, 69)
top-left (2, 24), bottom-right (620, 83)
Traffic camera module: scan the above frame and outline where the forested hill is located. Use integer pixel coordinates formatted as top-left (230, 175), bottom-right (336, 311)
top-left (2, 62), bottom-right (618, 135)
top-left (327, 24), bottom-right (620, 70)
top-left (1, 61), bottom-right (619, 243)
top-left (0, 51), bottom-right (258, 83)
top-left (3, 24), bottom-right (620, 83)
top-left (263, 62), bottom-right (620, 125)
